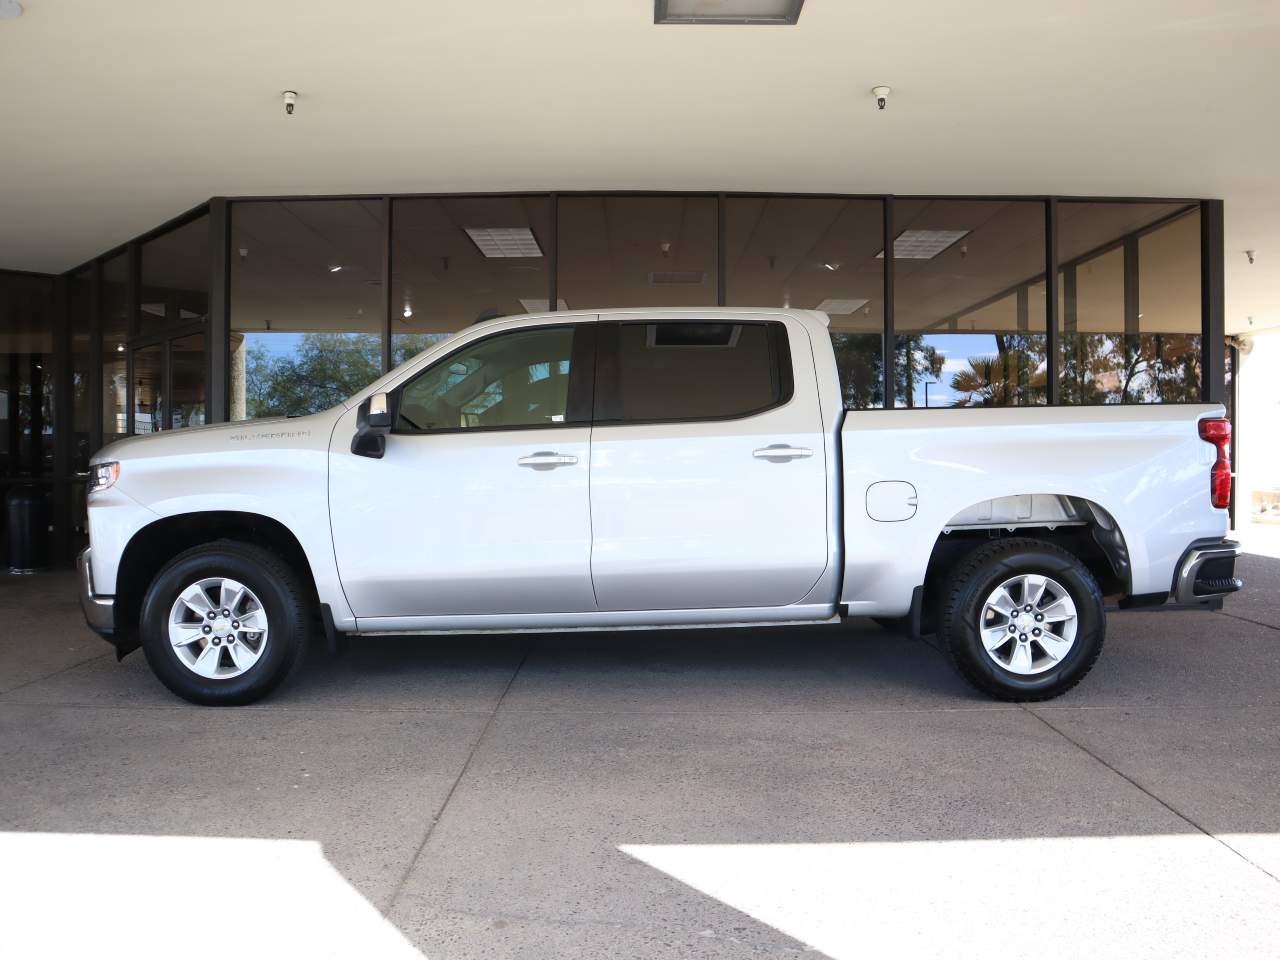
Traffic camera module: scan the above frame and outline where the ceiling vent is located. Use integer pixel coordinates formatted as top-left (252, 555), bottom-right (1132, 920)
top-left (519, 299), bottom-right (570, 312)
top-left (654, 0), bottom-right (804, 25)
top-left (465, 227), bottom-right (543, 258)
top-left (814, 298), bottom-right (870, 315)
top-left (649, 270), bottom-right (707, 285)
top-left (876, 229), bottom-right (970, 260)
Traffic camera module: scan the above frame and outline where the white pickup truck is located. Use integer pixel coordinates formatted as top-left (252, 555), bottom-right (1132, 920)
top-left (79, 308), bottom-right (1242, 705)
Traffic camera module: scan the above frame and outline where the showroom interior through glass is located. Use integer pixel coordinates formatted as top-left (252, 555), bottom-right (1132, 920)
top-left (0, 193), bottom-right (1230, 565)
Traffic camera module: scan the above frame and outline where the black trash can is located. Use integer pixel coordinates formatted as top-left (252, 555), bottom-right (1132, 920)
top-left (6, 485), bottom-right (47, 575)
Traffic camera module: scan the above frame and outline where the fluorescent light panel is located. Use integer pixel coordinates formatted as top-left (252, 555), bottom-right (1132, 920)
top-left (876, 229), bottom-right (970, 260)
top-left (519, 299), bottom-right (570, 313)
top-left (465, 227), bottom-right (543, 258)
top-left (814, 298), bottom-right (869, 315)
top-left (655, 0), bottom-right (804, 25)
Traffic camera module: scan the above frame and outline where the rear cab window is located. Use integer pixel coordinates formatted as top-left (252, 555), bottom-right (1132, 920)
top-left (597, 320), bottom-right (792, 423)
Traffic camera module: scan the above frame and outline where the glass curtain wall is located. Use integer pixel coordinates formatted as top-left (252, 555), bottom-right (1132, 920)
top-left (891, 200), bottom-right (1048, 408)
top-left (230, 200), bottom-right (385, 419)
top-left (1057, 202), bottom-right (1201, 404)
top-left (134, 214), bottom-right (210, 431)
top-left (391, 196), bottom-right (552, 366)
top-left (101, 253), bottom-right (129, 443)
top-left (725, 197), bottom-right (885, 408)
top-left (198, 194), bottom-right (1212, 422)
top-left (68, 268), bottom-right (93, 471)
top-left (0, 272), bottom-right (56, 564)
top-left (557, 196), bottom-right (718, 310)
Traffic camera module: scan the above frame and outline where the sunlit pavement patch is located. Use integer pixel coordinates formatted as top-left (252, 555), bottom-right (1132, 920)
top-left (0, 832), bottom-right (424, 960)
top-left (623, 836), bottom-right (1280, 959)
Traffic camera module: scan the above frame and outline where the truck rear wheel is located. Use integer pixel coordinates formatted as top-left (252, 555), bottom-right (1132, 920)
top-left (139, 541), bottom-right (309, 706)
top-left (938, 538), bottom-right (1105, 701)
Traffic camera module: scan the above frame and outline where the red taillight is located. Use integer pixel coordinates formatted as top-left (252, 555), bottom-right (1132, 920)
top-left (1199, 417), bottom-right (1232, 509)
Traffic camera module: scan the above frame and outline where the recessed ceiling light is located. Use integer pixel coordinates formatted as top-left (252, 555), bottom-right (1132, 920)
top-left (403, 304), bottom-right (413, 319)
top-left (822, 262), bottom-right (841, 271)
top-left (465, 227), bottom-right (543, 258)
top-left (328, 264), bottom-right (342, 273)
top-left (519, 299), bottom-right (570, 313)
top-left (815, 298), bottom-right (869, 315)
top-left (0, 1), bottom-right (23, 20)
top-left (875, 229), bottom-right (970, 260)
top-left (655, 0), bottom-right (804, 25)
top-left (116, 343), bottom-right (125, 353)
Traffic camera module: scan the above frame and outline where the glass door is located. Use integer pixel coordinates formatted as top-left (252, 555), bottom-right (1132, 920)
top-left (132, 343), bottom-right (164, 434)
top-left (170, 334), bottom-right (207, 429)
top-left (130, 332), bottom-right (206, 433)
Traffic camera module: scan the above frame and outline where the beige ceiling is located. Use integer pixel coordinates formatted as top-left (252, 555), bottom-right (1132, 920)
top-left (0, 0), bottom-right (1276, 335)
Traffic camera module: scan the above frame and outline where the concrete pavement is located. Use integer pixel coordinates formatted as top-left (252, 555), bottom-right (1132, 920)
top-left (1, 554), bottom-right (1278, 958)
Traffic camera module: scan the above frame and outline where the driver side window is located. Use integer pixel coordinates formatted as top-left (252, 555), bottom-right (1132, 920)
top-left (396, 326), bottom-right (575, 433)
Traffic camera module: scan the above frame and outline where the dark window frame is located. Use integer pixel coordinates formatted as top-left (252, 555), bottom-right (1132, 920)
top-left (593, 318), bottom-right (793, 426)
top-left (389, 321), bottom-right (595, 437)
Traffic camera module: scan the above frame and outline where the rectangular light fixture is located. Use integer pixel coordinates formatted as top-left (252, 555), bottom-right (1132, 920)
top-left (655, 0), bottom-right (804, 25)
top-left (519, 299), bottom-right (570, 313)
top-left (875, 229), bottom-right (970, 260)
top-left (814, 298), bottom-right (869, 315)
top-left (464, 227), bottom-right (543, 258)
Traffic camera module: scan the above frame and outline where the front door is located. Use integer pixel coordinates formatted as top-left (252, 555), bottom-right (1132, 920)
top-left (328, 321), bottom-right (598, 620)
top-left (589, 316), bottom-right (830, 611)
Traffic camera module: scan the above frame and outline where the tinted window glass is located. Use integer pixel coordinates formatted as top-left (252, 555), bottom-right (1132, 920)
top-left (1057, 202), bottom-right (1201, 404)
top-left (724, 196), bottom-right (886, 409)
top-left (391, 196), bottom-right (552, 367)
top-left (558, 196), bottom-right (717, 310)
top-left (230, 199), bottom-right (385, 420)
top-left (397, 326), bottom-right (574, 432)
top-left (891, 199), bottom-right (1047, 408)
top-left (612, 322), bottom-right (782, 422)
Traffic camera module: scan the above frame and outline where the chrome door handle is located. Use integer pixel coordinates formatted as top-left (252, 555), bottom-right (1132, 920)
top-left (753, 445), bottom-right (814, 462)
top-left (517, 451), bottom-right (579, 470)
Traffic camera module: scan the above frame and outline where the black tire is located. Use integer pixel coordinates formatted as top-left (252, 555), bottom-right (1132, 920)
top-left (139, 541), bottom-right (310, 706)
top-left (938, 538), bottom-right (1105, 702)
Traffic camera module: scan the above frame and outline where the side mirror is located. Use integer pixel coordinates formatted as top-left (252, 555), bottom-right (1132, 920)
top-left (351, 391), bottom-right (394, 459)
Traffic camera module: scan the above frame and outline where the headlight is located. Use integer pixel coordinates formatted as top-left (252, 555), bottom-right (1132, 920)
top-left (89, 461), bottom-right (120, 494)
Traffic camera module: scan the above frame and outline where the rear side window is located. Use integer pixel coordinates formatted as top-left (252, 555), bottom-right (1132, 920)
top-left (602, 321), bottom-right (790, 423)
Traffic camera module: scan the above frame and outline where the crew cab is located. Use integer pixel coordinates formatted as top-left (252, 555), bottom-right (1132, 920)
top-left (78, 308), bottom-right (1242, 705)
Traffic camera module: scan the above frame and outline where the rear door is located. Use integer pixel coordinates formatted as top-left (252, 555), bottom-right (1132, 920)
top-left (588, 315), bottom-right (829, 610)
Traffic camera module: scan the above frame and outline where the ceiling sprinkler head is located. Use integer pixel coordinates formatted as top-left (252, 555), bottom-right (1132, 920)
top-left (283, 90), bottom-right (298, 116)
top-left (871, 85), bottom-right (891, 110)
top-left (1245, 250), bottom-right (1255, 265)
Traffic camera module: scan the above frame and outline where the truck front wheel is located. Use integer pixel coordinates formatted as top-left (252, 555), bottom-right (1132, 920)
top-left (938, 538), bottom-right (1105, 701)
top-left (139, 541), bottom-right (310, 705)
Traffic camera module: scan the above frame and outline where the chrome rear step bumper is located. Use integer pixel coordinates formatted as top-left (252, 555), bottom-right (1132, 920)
top-left (1173, 539), bottom-right (1243, 605)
